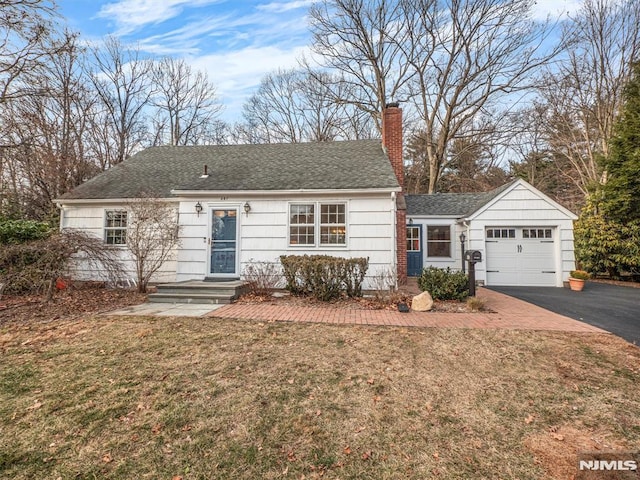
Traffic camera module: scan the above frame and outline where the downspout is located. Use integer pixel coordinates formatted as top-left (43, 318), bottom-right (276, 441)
top-left (56, 202), bottom-right (65, 232)
top-left (462, 219), bottom-right (470, 272)
top-left (391, 191), bottom-right (398, 287)
top-left (463, 220), bottom-right (470, 246)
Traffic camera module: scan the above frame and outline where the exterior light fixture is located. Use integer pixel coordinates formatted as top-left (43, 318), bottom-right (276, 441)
top-left (243, 202), bottom-right (251, 215)
top-left (408, 218), bottom-right (413, 225)
top-left (195, 202), bottom-right (203, 217)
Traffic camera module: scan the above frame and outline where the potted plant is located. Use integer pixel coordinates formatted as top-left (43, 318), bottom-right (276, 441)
top-left (569, 270), bottom-right (590, 291)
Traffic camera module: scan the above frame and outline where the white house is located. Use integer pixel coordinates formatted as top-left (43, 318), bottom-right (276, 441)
top-left (55, 105), bottom-right (577, 289)
top-left (406, 179), bottom-right (579, 287)
top-left (56, 106), bottom-right (407, 288)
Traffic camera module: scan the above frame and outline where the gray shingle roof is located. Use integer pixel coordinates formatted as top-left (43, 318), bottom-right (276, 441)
top-left (406, 181), bottom-right (515, 217)
top-left (61, 140), bottom-right (400, 200)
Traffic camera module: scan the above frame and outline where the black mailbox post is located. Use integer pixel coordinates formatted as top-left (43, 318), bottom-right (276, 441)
top-left (464, 250), bottom-right (482, 296)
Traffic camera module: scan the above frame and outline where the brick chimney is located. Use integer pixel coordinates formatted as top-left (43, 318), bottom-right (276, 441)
top-left (382, 103), bottom-right (407, 283)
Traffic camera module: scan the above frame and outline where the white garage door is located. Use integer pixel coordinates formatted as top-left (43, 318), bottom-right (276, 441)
top-left (485, 227), bottom-right (556, 286)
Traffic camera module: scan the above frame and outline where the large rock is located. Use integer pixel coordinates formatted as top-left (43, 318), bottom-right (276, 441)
top-left (411, 291), bottom-right (433, 312)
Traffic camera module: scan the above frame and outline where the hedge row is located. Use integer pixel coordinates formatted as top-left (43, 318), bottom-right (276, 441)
top-left (0, 219), bottom-right (52, 244)
top-left (280, 255), bottom-right (368, 301)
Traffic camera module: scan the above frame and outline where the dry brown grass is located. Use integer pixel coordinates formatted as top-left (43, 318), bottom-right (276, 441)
top-left (1, 315), bottom-right (639, 479)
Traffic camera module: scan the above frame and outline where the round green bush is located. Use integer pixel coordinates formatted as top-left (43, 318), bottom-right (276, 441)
top-left (417, 266), bottom-right (469, 301)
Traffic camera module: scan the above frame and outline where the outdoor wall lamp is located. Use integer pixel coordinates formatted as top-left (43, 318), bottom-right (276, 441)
top-left (408, 218), bottom-right (413, 225)
top-left (243, 201), bottom-right (251, 215)
top-left (195, 201), bottom-right (203, 217)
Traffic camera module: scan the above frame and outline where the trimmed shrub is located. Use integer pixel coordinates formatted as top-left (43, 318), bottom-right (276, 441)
top-left (0, 219), bottom-right (52, 244)
top-left (279, 255), bottom-right (369, 301)
top-left (418, 266), bottom-right (469, 301)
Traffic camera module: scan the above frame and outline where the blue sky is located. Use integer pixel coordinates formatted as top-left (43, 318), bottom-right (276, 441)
top-left (56, 0), bottom-right (582, 123)
top-left (57, 0), bottom-right (315, 122)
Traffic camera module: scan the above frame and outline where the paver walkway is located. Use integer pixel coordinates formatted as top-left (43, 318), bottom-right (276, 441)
top-left (209, 287), bottom-right (607, 333)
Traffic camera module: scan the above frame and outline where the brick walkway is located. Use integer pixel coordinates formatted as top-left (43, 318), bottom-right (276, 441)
top-left (209, 287), bottom-right (606, 333)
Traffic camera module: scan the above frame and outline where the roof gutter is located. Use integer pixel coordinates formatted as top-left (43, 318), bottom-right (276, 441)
top-left (170, 187), bottom-right (401, 196)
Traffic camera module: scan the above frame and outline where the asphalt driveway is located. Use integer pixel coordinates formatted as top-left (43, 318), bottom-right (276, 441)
top-left (489, 283), bottom-right (640, 345)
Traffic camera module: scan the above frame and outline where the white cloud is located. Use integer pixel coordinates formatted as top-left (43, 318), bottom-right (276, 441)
top-left (97, 0), bottom-right (222, 33)
top-left (257, 0), bottom-right (315, 13)
top-left (531, 0), bottom-right (583, 21)
top-left (189, 44), bottom-right (311, 121)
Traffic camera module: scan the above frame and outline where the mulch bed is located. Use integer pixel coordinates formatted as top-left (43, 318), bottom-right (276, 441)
top-left (236, 291), bottom-right (477, 313)
top-left (0, 284), bottom-right (146, 326)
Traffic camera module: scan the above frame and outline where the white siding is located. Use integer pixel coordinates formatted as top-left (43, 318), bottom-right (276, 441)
top-left (176, 194), bottom-right (396, 288)
top-left (60, 204), bottom-right (178, 285)
top-left (466, 183), bottom-right (576, 287)
top-left (406, 218), bottom-right (464, 273)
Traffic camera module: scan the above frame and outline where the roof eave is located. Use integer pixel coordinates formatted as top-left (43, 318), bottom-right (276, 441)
top-left (170, 187), bottom-right (401, 196)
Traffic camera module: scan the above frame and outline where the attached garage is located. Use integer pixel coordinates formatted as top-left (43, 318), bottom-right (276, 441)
top-left (406, 179), bottom-right (578, 287)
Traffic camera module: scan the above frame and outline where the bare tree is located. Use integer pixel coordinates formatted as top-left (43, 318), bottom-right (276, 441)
top-left (151, 57), bottom-right (223, 146)
top-left (125, 196), bottom-right (180, 293)
top-left (403, 0), bottom-right (562, 193)
top-left (239, 68), bottom-right (376, 144)
top-left (306, 0), bottom-right (414, 131)
top-left (1, 31), bottom-right (97, 219)
top-left (0, 0), bottom-right (57, 103)
top-left (87, 36), bottom-right (152, 169)
top-left (308, 0), bottom-right (562, 193)
top-left (535, 0), bottom-right (640, 197)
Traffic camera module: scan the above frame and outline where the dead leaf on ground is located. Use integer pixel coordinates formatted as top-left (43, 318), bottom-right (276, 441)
top-left (343, 446), bottom-right (352, 455)
top-left (27, 400), bottom-right (43, 411)
top-left (152, 423), bottom-right (163, 434)
top-left (525, 414), bottom-right (535, 424)
top-left (102, 453), bottom-right (112, 463)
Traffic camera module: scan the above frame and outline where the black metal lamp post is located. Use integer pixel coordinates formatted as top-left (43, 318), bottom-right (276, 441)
top-left (459, 232), bottom-right (466, 273)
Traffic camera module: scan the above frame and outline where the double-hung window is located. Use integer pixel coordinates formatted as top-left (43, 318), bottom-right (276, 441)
top-left (105, 210), bottom-right (128, 245)
top-left (426, 225), bottom-right (451, 257)
top-left (289, 204), bottom-right (315, 245)
top-left (320, 204), bottom-right (346, 245)
top-left (289, 203), bottom-right (346, 246)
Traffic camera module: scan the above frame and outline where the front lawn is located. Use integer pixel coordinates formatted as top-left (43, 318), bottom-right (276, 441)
top-left (1, 316), bottom-right (638, 479)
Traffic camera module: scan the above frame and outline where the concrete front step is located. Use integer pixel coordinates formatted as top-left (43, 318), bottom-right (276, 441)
top-left (147, 292), bottom-right (234, 304)
top-left (148, 280), bottom-right (250, 304)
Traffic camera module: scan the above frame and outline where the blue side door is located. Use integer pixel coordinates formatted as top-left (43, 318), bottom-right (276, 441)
top-left (407, 225), bottom-right (423, 277)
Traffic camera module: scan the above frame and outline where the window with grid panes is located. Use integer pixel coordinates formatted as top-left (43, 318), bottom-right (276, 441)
top-left (104, 210), bottom-right (127, 245)
top-left (406, 226), bottom-right (420, 251)
top-left (427, 225), bottom-right (451, 257)
top-left (320, 204), bottom-right (346, 245)
top-left (289, 204), bottom-right (315, 245)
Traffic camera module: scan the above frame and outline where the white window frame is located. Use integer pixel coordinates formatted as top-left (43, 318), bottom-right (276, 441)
top-left (288, 202), bottom-right (347, 247)
top-left (406, 226), bottom-right (421, 252)
top-left (426, 224), bottom-right (452, 258)
top-left (104, 209), bottom-right (128, 245)
top-left (289, 203), bottom-right (316, 246)
top-left (319, 203), bottom-right (346, 246)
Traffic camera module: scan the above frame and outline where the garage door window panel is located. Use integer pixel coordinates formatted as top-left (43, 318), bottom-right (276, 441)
top-left (427, 226), bottom-right (451, 257)
top-left (523, 228), bottom-right (552, 239)
top-left (486, 228), bottom-right (515, 238)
